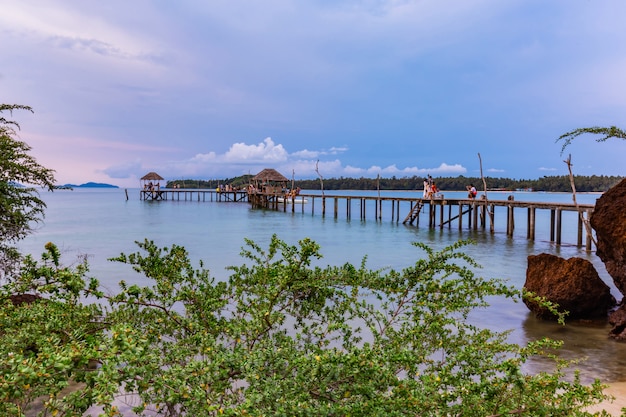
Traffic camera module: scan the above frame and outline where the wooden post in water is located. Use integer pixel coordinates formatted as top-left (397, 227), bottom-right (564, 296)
top-left (577, 213), bottom-right (583, 247)
top-left (426, 201), bottom-right (431, 227)
top-left (586, 208), bottom-right (593, 251)
top-left (472, 201), bottom-right (479, 230)
top-left (527, 207), bottom-right (536, 240)
top-left (506, 205), bottom-right (514, 236)
top-left (439, 202), bottom-right (444, 227)
top-left (556, 208), bottom-right (562, 245)
top-left (334, 197), bottom-right (338, 219)
top-left (480, 204), bottom-right (486, 229)
top-left (396, 200), bottom-right (400, 223)
top-left (361, 198), bottom-right (365, 220)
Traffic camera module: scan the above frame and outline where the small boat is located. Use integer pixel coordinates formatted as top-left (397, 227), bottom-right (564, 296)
top-left (277, 197), bottom-right (308, 204)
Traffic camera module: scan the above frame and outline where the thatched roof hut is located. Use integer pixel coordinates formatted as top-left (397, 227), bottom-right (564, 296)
top-left (251, 168), bottom-right (289, 194)
top-left (141, 172), bottom-right (164, 181)
top-left (141, 172), bottom-right (164, 190)
top-left (252, 168), bottom-right (289, 183)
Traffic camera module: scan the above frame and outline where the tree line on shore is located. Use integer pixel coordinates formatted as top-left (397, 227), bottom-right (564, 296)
top-left (167, 174), bottom-right (624, 192)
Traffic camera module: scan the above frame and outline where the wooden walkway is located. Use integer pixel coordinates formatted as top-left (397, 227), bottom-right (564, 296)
top-left (140, 189), bottom-right (248, 202)
top-left (139, 189), bottom-right (595, 249)
top-left (270, 193), bottom-right (596, 250)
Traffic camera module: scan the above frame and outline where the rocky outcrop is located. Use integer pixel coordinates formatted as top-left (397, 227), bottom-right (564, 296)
top-left (590, 178), bottom-right (626, 296)
top-left (588, 179), bottom-right (626, 339)
top-left (608, 307), bottom-right (626, 340)
top-left (524, 253), bottom-right (615, 320)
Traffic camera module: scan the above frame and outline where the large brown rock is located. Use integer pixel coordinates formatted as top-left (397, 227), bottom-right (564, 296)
top-left (608, 306), bottom-right (626, 340)
top-left (590, 178), bottom-right (626, 296)
top-left (524, 253), bottom-right (615, 320)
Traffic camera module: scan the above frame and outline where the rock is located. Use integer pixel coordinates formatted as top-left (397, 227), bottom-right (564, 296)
top-left (608, 306), bottom-right (626, 340)
top-left (524, 253), bottom-right (615, 320)
top-left (590, 178), bottom-right (626, 296)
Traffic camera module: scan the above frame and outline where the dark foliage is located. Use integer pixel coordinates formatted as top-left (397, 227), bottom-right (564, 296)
top-left (168, 175), bottom-right (623, 193)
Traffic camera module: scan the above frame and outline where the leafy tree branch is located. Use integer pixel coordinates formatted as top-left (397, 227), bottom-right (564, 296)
top-left (557, 126), bottom-right (626, 155)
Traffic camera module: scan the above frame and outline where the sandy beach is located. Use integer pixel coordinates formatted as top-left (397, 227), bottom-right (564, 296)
top-left (587, 382), bottom-right (626, 416)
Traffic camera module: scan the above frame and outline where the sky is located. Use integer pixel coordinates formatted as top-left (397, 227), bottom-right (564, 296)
top-left (2, 1), bottom-right (626, 188)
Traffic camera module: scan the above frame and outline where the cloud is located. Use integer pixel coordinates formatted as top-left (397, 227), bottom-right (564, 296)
top-left (104, 137), bottom-right (468, 182)
top-left (291, 149), bottom-right (321, 159)
top-left (101, 159), bottom-right (144, 179)
top-left (223, 138), bottom-right (288, 162)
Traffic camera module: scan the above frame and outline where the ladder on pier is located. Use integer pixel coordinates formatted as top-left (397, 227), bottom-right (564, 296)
top-left (403, 200), bottom-right (424, 225)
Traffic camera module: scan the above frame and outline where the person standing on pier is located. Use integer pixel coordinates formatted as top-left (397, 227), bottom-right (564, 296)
top-left (423, 178), bottom-right (430, 198)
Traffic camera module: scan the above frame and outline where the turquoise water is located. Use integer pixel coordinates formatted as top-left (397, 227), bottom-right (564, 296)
top-left (17, 188), bottom-right (626, 383)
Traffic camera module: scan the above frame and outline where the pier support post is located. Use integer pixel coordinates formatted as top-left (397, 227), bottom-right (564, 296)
top-left (506, 205), bottom-right (515, 236)
top-left (577, 212), bottom-right (583, 247)
top-left (439, 202), bottom-right (444, 228)
top-left (585, 209), bottom-right (593, 251)
top-left (555, 208), bottom-right (562, 245)
top-left (527, 207), bottom-right (536, 240)
top-left (480, 204), bottom-right (486, 229)
top-left (472, 201), bottom-right (478, 230)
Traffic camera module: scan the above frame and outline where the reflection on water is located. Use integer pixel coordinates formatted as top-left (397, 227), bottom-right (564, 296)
top-left (520, 314), bottom-right (626, 384)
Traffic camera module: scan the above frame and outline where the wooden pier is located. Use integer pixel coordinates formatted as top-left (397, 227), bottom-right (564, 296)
top-left (140, 188), bottom-right (596, 250)
top-left (257, 193), bottom-right (596, 250)
top-left (140, 189), bottom-right (248, 202)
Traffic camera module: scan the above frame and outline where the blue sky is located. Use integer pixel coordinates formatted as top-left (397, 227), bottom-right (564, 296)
top-left (2, 1), bottom-right (626, 188)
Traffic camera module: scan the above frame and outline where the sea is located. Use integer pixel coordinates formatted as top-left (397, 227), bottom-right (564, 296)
top-left (16, 187), bottom-right (626, 385)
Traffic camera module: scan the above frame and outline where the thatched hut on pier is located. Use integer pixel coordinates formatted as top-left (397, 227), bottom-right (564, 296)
top-left (141, 172), bottom-right (164, 190)
top-left (250, 168), bottom-right (289, 194)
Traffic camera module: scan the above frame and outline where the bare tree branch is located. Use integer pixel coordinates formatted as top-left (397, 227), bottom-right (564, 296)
top-left (315, 160), bottom-right (324, 197)
top-left (564, 154), bottom-right (597, 248)
top-left (478, 153), bottom-right (494, 232)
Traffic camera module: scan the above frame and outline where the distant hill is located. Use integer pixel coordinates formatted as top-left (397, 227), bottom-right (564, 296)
top-left (62, 182), bottom-right (119, 188)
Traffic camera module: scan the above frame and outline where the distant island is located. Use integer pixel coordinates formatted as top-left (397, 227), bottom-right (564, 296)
top-left (57, 182), bottom-right (119, 189)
